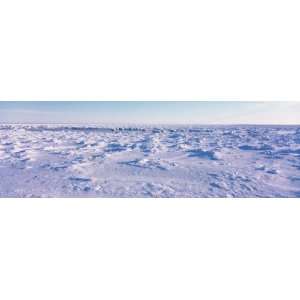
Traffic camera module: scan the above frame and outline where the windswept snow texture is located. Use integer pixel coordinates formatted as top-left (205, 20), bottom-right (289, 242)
top-left (0, 124), bottom-right (300, 198)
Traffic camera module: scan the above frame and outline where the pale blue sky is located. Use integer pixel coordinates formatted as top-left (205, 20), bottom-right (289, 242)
top-left (0, 101), bottom-right (299, 124)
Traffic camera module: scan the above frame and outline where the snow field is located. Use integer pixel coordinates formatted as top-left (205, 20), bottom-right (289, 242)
top-left (0, 124), bottom-right (299, 197)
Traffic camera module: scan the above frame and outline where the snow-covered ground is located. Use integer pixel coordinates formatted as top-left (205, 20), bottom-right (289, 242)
top-left (0, 124), bottom-right (300, 197)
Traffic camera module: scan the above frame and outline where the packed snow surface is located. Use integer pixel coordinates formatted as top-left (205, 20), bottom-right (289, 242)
top-left (0, 124), bottom-right (300, 197)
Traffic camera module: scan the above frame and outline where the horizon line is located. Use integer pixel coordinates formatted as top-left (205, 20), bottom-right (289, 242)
top-left (0, 122), bottom-right (299, 126)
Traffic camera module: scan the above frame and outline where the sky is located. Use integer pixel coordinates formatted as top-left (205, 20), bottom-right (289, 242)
top-left (0, 101), bottom-right (299, 124)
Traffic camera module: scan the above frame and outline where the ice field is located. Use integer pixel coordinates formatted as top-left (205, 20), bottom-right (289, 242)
top-left (0, 124), bottom-right (300, 197)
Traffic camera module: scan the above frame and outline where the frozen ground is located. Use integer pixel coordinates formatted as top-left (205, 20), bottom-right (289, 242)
top-left (0, 124), bottom-right (300, 197)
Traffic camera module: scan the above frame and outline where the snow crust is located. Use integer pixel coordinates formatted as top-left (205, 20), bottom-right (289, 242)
top-left (0, 124), bottom-right (299, 197)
